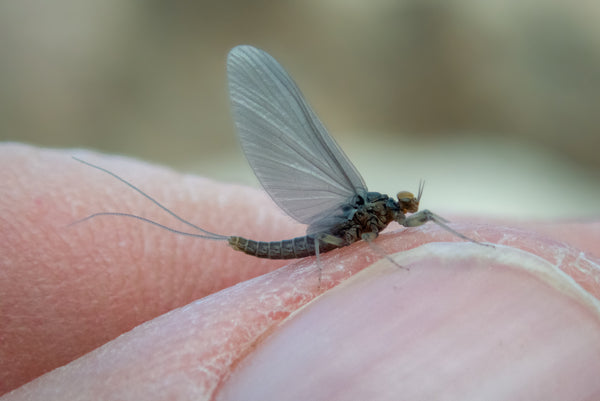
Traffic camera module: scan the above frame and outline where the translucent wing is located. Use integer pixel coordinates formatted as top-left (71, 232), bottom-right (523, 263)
top-left (227, 45), bottom-right (368, 228)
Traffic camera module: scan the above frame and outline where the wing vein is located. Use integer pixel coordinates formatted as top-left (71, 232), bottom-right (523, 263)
top-left (227, 45), bottom-right (368, 227)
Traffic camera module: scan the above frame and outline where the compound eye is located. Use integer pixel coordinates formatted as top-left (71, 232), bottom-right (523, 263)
top-left (397, 191), bottom-right (419, 214)
top-left (396, 191), bottom-right (415, 201)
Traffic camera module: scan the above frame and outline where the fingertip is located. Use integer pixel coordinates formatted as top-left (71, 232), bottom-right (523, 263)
top-left (218, 242), bottom-right (600, 400)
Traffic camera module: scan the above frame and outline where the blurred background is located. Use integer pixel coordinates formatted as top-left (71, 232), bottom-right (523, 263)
top-left (1, 0), bottom-right (599, 218)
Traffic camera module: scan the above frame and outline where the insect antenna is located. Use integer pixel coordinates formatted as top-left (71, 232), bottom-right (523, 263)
top-left (417, 180), bottom-right (425, 203)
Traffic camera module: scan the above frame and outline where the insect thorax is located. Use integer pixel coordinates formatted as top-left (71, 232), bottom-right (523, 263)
top-left (328, 192), bottom-right (401, 245)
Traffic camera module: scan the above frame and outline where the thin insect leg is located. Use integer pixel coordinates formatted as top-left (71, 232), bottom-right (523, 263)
top-left (315, 237), bottom-right (322, 289)
top-left (68, 212), bottom-right (228, 240)
top-left (312, 234), bottom-right (346, 289)
top-left (404, 209), bottom-right (493, 247)
top-left (72, 157), bottom-right (228, 239)
top-left (362, 233), bottom-right (407, 270)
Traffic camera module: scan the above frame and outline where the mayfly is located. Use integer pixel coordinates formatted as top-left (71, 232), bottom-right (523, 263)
top-left (74, 45), bottom-right (481, 262)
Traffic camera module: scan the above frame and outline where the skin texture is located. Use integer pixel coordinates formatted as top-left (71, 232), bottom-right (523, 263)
top-left (1, 143), bottom-right (599, 400)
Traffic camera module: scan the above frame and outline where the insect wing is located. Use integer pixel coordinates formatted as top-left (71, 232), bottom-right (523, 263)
top-left (227, 45), bottom-right (368, 227)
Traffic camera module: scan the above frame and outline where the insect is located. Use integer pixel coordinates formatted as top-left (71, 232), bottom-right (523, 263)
top-left (74, 45), bottom-right (481, 262)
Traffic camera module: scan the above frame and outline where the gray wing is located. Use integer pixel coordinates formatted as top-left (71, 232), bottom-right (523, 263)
top-left (227, 45), bottom-right (368, 228)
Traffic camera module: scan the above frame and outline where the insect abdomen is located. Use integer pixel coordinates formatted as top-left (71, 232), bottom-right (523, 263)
top-left (228, 235), bottom-right (340, 259)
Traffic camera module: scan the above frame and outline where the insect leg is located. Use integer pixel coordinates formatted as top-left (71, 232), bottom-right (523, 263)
top-left (361, 231), bottom-right (406, 270)
top-left (318, 234), bottom-right (345, 247)
top-left (314, 236), bottom-right (322, 289)
top-left (311, 234), bottom-right (346, 289)
top-left (404, 209), bottom-right (490, 246)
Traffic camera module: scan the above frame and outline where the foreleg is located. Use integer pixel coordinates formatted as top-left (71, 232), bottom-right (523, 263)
top-left (404, 209), bottom-right (490, 246)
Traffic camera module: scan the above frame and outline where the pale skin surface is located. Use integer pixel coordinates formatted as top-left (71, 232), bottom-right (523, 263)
top-left (1, 143), bottom-right (600, 400)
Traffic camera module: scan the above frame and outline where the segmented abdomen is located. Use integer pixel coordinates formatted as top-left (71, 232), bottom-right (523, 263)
top-left (228, 235), bottom-right (341, 259)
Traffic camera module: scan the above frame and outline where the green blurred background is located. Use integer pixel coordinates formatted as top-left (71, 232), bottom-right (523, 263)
top-left (1, 1), bottom-right (599, 218)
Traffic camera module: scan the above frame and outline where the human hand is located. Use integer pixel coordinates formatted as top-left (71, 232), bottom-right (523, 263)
top-left (2, 143), bottom-right (599, 400)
